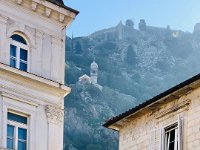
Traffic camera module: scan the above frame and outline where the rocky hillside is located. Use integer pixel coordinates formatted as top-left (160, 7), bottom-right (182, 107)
top-left (64, 19), bottom-right (200, 150)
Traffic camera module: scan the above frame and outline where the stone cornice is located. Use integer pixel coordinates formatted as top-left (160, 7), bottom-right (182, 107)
top-left (0, 62), bottom-right (71, 96)
top-left (154, 99), bottom-right (191, 119)
top-left (1, 91), bottom-right (39, 107)
top-left (5, 0), bottom-right (77, 26)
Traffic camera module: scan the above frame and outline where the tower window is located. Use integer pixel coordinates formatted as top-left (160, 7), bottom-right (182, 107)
top-left (10, 34), bottom-right (29, 72)
top-left (7, 112), bottom-right (28, 150)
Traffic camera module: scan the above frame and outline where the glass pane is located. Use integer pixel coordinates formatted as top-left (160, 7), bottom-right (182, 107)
top-left (20, 49), bottom-right (27, 61)
top-left (10, 58), bottom-right (16, 68)
top-left (18, 128), bottom-right (27, 140)
top-left (7, 138), bottom-right (14, 149)
top-left (11, 34), bottom-right (27, 45)
top-left (18, 141), bottom-right (26, 150)
top-left (169, 142), bottom-right (174, 150)
top-left (19, 62), bottom-right (27, 71)
top-left (10, 45), bottom-right (16, 57)
top-left (170, 129), bottom-right (175, 142)
top-left (8, 112), bottom-right (27, 124)
top-left (7, 125), bottom-right (14, 137)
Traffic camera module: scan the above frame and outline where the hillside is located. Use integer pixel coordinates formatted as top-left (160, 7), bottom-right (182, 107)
top-left (64, 20), bottom-right (200, 150)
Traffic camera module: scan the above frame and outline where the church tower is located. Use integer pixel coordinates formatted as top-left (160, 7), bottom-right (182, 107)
top-left (0, 0), bottom-right (78, 150)
top-left (90, 60), bottom-right (98, 84)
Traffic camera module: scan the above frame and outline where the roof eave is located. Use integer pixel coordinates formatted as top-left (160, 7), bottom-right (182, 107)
top-left (103, 73), bottom-right (200, 129)
top-left (48, 0), bottom-right (79, 15)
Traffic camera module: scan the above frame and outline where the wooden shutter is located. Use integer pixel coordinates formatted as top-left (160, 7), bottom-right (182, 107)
top-left (150, 128), bottom-right (160, 150)
top-left (159, 128), bottom-right (164, 150)
top-left (178, 115), bottom-right (184, 150)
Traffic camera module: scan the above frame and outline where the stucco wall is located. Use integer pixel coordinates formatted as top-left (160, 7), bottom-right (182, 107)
top-left (0, 68), bottom-right (65, 150)
top-left (0, 1), bottom-right (74, 149)
top-left (118, 87), bottom-right (200, 150)
top-left (0, 1), bottom-right (66, 84)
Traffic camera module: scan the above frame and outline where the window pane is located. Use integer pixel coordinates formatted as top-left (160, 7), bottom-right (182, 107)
top-left (10, 45), bottom-right (16, 57)
top-left (18, 141), bottom-right (26, 150)
top-left (8, 112), bottom-right (27, 124)
top-left (7, 125), bottom-right (14, 137)
top-left (18, 128), bottom-right (27, 140)
top-left (20, 49), bottom-right (27, 61)
top-left (10, 58), bottom-right (16, 68)
top-left (7, 138), bottom-right (14, 149)
top-left (170, 130), bottom-right (175, 142)
top-left (11, 34), bottom-right (27, 45)
top-left (169, 142), bottom-right (174, 150)
top-left (19, 62), bottom-right (27, 71)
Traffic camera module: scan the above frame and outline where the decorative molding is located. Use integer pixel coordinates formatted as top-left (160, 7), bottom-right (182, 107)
top-left (46, 105), bottom-right (64, 124)
top-left (16, 0), bottom-right (23, 5)
top-left (31, 1), bottom-right (38, 11)
top-left (1, 91), bottom-right (39, 107)
top-left (45, 8), bottom-right (52, 17)
top-left (52, 36), bottom-right (62, 45)
top-left (59, 14), bottom-right (65, 22)
top-left (0, 15), bottom-right (8, 24)
top-left (154, 99), bottom-right (191, 119)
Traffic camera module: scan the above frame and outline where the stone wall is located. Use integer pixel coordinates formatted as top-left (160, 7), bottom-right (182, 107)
top-left (119, 87), bottom-right (200, 150)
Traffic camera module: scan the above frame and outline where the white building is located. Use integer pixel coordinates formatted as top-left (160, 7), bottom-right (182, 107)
top-left (0, 0), bottom-right (78, 150)
top-left (79, 74), bottom-right (92, 84)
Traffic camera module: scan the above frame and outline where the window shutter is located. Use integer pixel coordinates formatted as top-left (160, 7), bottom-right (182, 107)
top-left (150, 128), bottom-right (160, 150)
top-left (159, 128), bottom-right (164, 150)
top-left (178, 115), bottom-right (184, 150)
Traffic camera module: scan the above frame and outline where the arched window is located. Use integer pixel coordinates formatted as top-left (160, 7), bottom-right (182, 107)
top-left (10, 34), bottom-right (29, 72)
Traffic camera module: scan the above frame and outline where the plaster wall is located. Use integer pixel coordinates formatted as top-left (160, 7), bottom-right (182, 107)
top-left (0, 68), bottom-right (66, 150)
top-left (0, 0), bottom-right (76, 149)
top-left (0, 1), bottom-right (66, 84)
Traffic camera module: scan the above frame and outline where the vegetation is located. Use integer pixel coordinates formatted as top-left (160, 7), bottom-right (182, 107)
top-left (64, 21), bottom-right (200, 150)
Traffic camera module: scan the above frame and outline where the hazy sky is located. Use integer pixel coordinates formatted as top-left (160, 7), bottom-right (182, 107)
top-left (64, 0), bottom-right (200, 37)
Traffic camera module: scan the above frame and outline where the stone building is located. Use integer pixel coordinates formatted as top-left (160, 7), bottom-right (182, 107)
top-left (104, 73), bottom-right (200, 150)
top-left (79, 74), bottom-right (92, 84)
top-left (0, 0), bottom-right (78, 150)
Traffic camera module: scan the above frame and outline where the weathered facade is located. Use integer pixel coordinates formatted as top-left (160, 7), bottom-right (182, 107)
top-left (0, 0), bottom-right (78, 150)
top-left (104, 74), bottom-right (200, 150)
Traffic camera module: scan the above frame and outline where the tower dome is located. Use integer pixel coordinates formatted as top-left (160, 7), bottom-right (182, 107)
top-left (90, 61), bottom-right (98, 69)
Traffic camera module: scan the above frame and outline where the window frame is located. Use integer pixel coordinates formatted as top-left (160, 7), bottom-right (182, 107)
top-left (164, 123), bottom-right (178, 150)
top-left (161, 116), bottom-right (183, 150)
top-left (7, 111), bottom-right (29, 150)
top-left (9, 34), bottom-right (30, 72)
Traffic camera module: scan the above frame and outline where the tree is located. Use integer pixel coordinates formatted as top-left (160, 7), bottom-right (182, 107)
top-left (125, 45), bottom-right (136, 66)
top-left (75, 41), bottom-right (82, 54)
top-left (86, 144), bottom-right (102, 150)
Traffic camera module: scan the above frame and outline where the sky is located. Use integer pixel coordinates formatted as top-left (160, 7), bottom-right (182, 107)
top-left (64, 0), bottom-right (200, 37)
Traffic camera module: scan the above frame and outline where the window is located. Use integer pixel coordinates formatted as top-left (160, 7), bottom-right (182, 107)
top-left (7, 112), bottom-right (28, 150)
top-left (10, 34), bottom-right (29, 72)
top-left (164, 123), bottom-right (178, 150)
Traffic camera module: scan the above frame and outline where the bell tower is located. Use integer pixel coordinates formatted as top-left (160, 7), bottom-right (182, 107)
top-left (90, 60), bottom-right (98, 84)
